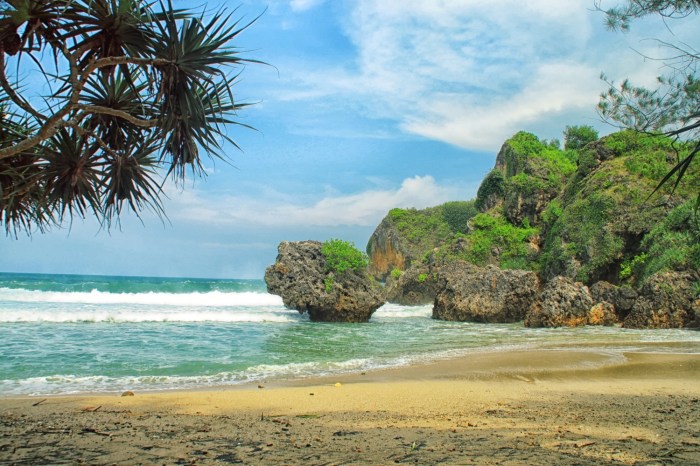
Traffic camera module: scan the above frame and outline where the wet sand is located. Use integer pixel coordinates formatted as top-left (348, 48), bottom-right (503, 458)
top-left (1, 350), bottom-right (699, 465)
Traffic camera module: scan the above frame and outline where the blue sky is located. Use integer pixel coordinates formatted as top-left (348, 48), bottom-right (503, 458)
top-left (1, 0), bottom-right (695, 278)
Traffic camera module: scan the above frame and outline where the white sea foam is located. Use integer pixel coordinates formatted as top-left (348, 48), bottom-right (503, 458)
top-left (0, 308), bottom-right (300, 323)
top-left (0, 287), bottom-right (283, 307)
top-left (372, 303), bottom-right (433, 319)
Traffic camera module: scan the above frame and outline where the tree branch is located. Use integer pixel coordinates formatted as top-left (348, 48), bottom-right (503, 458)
top-left (0, 52), bottom-right (47, 122)
top-left (75, 104), bottom-right (160, 128)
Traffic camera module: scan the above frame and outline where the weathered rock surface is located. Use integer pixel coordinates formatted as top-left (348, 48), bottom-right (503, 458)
top-left (623, 271), bottom-right (700, 329)
top-left (366, 216), bottom-right (408, 281)
top-left (587, 302), bottom-right (618, 326)
top-left (265, 241), bottom-right (385, 323)
top-left (493, 134), bottom-right (569, 226)
top-left (432, 262), bottom-right (540, 323)
top-left (525, 276), bottom-right (594, 327)
top-left (385, 265), bottom-right (439, 305)
top-left (589, 281), bottom-right (637, 320)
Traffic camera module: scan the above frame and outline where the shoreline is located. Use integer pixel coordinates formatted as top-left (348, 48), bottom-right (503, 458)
top-left (2, 349), bottom-right (699, 464)
top-left (2, 342), bottom-right (699, 399)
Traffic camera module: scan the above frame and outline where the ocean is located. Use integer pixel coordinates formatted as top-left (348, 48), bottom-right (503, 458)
top-left (1, 272), bottom-right (699, 396)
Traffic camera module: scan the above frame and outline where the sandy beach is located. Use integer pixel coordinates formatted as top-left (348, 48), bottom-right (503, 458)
top-left (1, 349), bottom-right (699, 465)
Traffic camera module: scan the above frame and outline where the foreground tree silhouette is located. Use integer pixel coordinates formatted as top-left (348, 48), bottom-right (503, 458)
top-left (0, 0), bottom-right (259, 235)
top-left (596, 0), bottom-right (699, 205)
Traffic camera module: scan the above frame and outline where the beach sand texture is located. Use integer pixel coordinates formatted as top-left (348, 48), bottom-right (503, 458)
top-left (1, 350), bottom-right (699, 465)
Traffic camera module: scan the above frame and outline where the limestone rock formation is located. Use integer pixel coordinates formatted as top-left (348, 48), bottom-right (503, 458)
top-left (489, 132), bottom-right (573, 226)
top-left (265, 241), bottom-right (385, 323)
top-left (432, 262), bottom-right (540, 323)
top-left (587, 302), bottom-right (618, 326)
top-left (623, 271), bottom-right (700, 329)
top-left (525, 276), bottom-right (594, 327)
top-left (589, 281), bottom-right (637, 320)
top-left (384, 265), bottom-right (439, 305)
top-left (366, 216), bottom-right (408, 281)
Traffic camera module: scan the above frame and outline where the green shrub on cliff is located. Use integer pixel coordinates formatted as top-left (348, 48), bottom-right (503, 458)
top-left (384, 201), bottom-right (477, 262)
top-left (465, 213), bottom-right (539, 269)
top-left (321, 239), bottom-right (369, 274)
top-left (442, 200), bottom-right (478, 233)
top-left (435, 211), bottom-right (539, 270)
top-left (564, 125), bottom-right (598, 151)
top-left (475, 169), bottom-right (505, 211)
top-left (503, 132), bottom-right (577, 181)
top-left (541, 130), bottom-right (700, 284)
top-left (635, 201), bottom-right (700, 283)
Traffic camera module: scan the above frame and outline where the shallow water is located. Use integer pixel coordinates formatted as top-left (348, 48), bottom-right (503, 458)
top-left (1, 272), bottom-right (698, 396)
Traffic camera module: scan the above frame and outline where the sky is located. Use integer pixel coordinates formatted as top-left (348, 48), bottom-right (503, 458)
top-left (1, 0), bottom-right (696, 278)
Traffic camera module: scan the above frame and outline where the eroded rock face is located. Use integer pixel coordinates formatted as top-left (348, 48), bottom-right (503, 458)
top-left (589, 281), bottom-right (637, 320)
top-left (385, 265), bottom-right (439, 305)
top-left (587, 302), bottom-right (617, 326)
top-left (366, 216), bottom-right (408, 281)
top-left (525, 276), bottom-right (594, 327)
top-left (432, 262), bottom-right (540, 323)
top-left (623, 271), bottom-right (700, 329)
top-left (264, 241), bottom-right (385, 323)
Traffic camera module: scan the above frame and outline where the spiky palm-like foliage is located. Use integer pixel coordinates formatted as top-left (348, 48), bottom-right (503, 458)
top-left (0, 0), bottom-right (259, 235)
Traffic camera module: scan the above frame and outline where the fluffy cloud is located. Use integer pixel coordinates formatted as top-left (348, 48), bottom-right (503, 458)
top-left (289, 0), bottom-right (325, 12)
top-left (274, 0), bottom-right (671, 151)
top-left (168, 176), bottom-right (463, 227)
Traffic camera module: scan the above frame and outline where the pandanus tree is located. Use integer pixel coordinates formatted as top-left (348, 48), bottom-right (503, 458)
top-left (0, 0), bottom-right (259, 235)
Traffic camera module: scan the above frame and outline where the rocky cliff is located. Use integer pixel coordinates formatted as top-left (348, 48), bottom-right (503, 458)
top-left (367, 128), bottom-right (700, 328)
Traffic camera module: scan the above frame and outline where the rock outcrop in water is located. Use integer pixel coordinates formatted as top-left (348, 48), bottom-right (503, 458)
top-left (432, 262), bottom-right (540, 323)
top-left (265, 240), bottom-right (385, 323)
top-left (525, 276), bottom-right (601, 328)
top-left (589, 281), bottom-right (637, 321)
top-left (623, 271), bottom-right (700, 329)
top-left (384, 265), bottom-right (439, 305)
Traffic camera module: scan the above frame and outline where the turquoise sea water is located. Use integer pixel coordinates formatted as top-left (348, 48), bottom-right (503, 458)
top-left (1, 272), bottom-right (699, 396)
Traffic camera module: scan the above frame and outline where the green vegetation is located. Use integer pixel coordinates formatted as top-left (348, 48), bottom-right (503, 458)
top-left (597, 1), bottom-right (699, 210)
top-left (475, 170), bottom-right (505, 211)
top-left (0, 1), bottom-right (260, 235)
top-left (386, 205), bottom-right (458, 260)
top-left (323, 275), bottom-right (335, 293)
top-left (374, 125), bottom-right (699, 288)
top-left (441, 200), bottom-right (478, 233)
top-left (321, 239), bottom-right (369, 274)
top-left (463, 213), bottom-right (538, 269)
top-left (564, 125), bottom-right (599, 151)
top-left (635, 201), bottom-right (700, 283)
top-left (390, 268), bottom-right (402, 279)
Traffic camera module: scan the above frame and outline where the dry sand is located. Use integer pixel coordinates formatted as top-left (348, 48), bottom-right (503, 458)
top-left (1, 350), bottom-right (699, 465)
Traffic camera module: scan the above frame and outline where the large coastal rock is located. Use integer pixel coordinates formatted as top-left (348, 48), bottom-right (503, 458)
top-left (623, 271), bottom-right (700, 329)
top-left (432, 262), bottom-right (540, 323)
top-left (525, 276), bottom-right (595, 327)
top-left (265, 241), bottom-right (385, 323)
top-left (589, 281), bottom-right (637, 320)
top-left (384, 265), bottom-right (439, 305)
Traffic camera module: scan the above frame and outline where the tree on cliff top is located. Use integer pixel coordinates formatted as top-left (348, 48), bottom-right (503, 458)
top-left (0, 0), bottom-right (260, 235)
top-left (596, 0), bottom-right (699, 205)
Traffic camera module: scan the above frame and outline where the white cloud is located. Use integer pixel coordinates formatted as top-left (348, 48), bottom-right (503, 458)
top-left (404, 62), bottom-right (603, 150)
top-left (272, 0), bottom-right (679, 151)
top-left (289, 0), bottom-right (324, 12)
top-left (168, 176), bottom-right (463, 227)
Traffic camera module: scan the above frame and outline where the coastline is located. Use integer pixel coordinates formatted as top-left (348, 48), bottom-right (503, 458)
top-left (2, 349), bottom-right (699, 464)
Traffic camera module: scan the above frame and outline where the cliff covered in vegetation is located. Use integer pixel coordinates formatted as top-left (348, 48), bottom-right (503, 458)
top-left (367, 129), bottom-right (700, 327)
